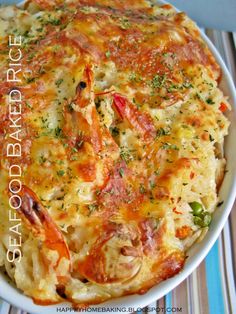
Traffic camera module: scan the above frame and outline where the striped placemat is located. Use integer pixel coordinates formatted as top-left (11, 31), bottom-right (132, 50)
top-left (0, 29), bottom-right (235, 314)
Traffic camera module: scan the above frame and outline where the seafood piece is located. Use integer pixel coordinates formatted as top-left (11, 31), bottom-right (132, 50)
top-left (112, 93), bottom-right (156, 142)
top-left (63, 65), bottom-right (119, 155)
top-left (9, 185), bottom-right (71, 269)
top-left (77, 222), bottom-right (143, 284)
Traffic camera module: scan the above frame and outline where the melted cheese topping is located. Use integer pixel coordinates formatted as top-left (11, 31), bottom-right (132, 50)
top-left (0, 0), bottom-right (230, 306)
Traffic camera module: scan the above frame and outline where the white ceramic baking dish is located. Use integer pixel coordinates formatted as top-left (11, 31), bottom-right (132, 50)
top-left (0, 1), bottom-right (236, 313)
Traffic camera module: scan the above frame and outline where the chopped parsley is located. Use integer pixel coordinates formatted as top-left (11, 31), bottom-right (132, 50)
top-left (88, 204), bottom-right (98, 215)
top-left (206, 98), bottom-right (215, 104)
top-left (156, 127), bottom-right (170, 139)
top-left (55, 78), bottom-right (63, 88)
top-left (139, 184), bottom-right (146, 194)
top-left (119, 18), bottom-right (131, 30)
top-left (119, 168), bottom-right (124, 177)
top-left (27, 53), bottom-right (36, 62)
top-left (209, 134), bottom-right (214, 142)
top-left (57, 170), bottom-right (65, 176)
top-left (120, 147), bottom-right (134, 163)
top-left (110, 126), bottom-right (120, 137)
top-left (39, 155), bottom-right (47, 164)
top-left (149, 181), bottom-right (156, 189)
top-left (105, 50), bottom-right (111, 58)
top-left (26, 77), bottom-right (36, 84)
top-left (161, 143), bottom-right (179, 150)
top-left (151, 74), bottom-right (166, 89)
top-left (129, 72), bottom-right (143, 83)
top-left (25, 101), bottom-right (32, 109)
top-left (47, 18), bottom-right (61, 26)
top-left (55, 126), bottom-right (63, 138)
top-left (68, 102), bottom-right (75, 112)
top-left (71, 147), bottom-right (78, 154)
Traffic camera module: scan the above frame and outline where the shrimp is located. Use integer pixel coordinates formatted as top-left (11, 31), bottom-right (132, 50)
top-left (77, 222), bottom-right (143, 284)
top-left (63, 65), bottom-right (118, 155)
top-left (112, 93), bottom-right (156, 142)
top-left (9, 185), bottom-right (71, 271)
top-left (63, 65), bottom-right (119, 185)
top-left (73, 65), bottom-right (104, 153)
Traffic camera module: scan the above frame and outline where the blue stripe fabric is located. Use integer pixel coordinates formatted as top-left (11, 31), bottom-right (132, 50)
top-left (205, 241), bottom-right (225, 314)
top-left (165, 292), bottom-right (172, 308)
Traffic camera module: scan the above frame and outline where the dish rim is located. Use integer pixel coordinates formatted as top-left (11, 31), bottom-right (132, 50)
top-left (0, 0), bottom-right (236, 313)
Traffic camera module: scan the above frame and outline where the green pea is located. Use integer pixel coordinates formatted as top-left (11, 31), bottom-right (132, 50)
top-left (193, 212), bottom-right (212, 227)
top-left (202, 212), bottom-right (212, 227)
top-left (193, 216), bottom-right (203, 227)
top-left (189, 201), bottom-right (203, 216)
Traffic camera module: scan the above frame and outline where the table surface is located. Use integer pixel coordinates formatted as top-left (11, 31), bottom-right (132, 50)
top-left (0, 3), bottom-right (236, 314)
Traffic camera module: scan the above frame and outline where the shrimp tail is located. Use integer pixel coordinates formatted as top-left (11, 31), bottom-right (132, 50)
top-left (9, 185), bottom-right (70, 262)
